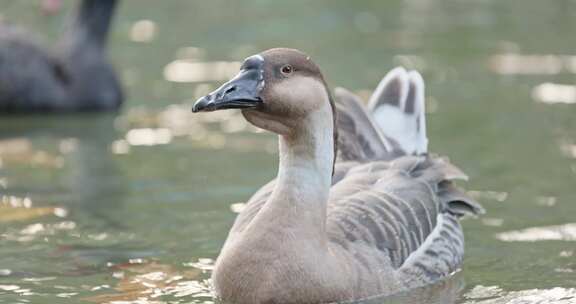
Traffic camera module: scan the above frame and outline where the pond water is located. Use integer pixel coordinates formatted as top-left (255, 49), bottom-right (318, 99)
top-left (0, 1), bottom-right (575, 303)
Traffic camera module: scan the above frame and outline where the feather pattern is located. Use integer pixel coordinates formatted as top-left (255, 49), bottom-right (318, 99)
top-left (333, 87), bottom-right (399, 161)
top-left (368, 67), bottom-right (429, 155)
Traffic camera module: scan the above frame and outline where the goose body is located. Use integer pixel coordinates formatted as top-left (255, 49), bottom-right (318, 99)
top-left (192, 48), bottom-right (483, 304)
top-left (0, 0), bottom-right (122, 112)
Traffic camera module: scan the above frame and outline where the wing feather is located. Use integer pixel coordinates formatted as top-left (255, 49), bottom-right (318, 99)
top-left (326, 156), bottom-right (481, 285)
top-left (334, 87), bottom-right (402, 161)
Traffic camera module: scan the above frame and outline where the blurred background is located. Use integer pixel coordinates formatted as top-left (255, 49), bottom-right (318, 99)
top-left (0, 0), bottom-right (575, 303)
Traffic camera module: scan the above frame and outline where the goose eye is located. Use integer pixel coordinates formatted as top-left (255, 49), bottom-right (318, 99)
top-left (280, 65), bottom-right (293, 75)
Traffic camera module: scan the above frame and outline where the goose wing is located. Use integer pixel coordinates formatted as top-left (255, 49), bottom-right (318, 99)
top-left (368, 67), bottom-right (428, 155)
top-left (335, 67), bottom-right (431, 161)
top-left (333, 87), bottom-right (402, 162)
top-left (326, 156), bottom-right (483, 286)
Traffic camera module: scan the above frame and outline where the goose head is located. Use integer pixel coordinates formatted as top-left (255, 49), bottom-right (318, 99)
top-left (193, 48), bottom-right (335, 136)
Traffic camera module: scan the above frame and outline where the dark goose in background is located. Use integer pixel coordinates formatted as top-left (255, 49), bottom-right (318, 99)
top-left (0, 0), bottom-right (122, 112)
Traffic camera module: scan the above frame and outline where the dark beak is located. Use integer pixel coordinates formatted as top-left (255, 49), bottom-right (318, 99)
top-left (192, 64), bottom-right (264, 113)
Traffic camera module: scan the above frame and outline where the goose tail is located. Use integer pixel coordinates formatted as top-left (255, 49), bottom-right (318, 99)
top-left (368, 67), bottom-right (428, 155)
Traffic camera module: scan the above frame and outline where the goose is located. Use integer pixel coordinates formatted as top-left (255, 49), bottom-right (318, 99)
top-left (192, 48), bottom-right (483, 304)
top-left (0, 0), bottom-right (122, 112)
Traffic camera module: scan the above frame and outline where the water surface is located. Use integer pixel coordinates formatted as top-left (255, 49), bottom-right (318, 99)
top-left (1, 1), bottom-right (575, 303)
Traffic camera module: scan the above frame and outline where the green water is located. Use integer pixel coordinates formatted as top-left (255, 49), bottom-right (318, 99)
top-left (1, 1), bottom-right (575, 303)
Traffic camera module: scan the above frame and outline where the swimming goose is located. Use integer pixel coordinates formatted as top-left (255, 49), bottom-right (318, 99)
top-left (0, 0), bottom-right (122, 112)
top-left (192, 48), bottom-right (483, 304)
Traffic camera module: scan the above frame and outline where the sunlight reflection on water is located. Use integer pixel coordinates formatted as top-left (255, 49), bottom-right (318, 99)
top-left (163, 60), bottom-right (241, 83)
top-left (496, 223), bottom-right (576, 242)
top-left (82, 260), bottom-right (212, 304)
top-left (0, 138), bottom-right (64, 168)
top-left (463, 286), bottom-right (576, 304)
top-left (130, 19), bottom-right (158, 43)
top-left (490, 54), bottom-right (576, 75)
top-left (125, 128), bottom-right (173, 146)
top-left (0, 195), bottom-right (67, 223)
top-left (111, 104), bottom-right (274, 154)
top-left (532, 83), bottom-right (576, 105)
top-left (468, 190), bottom-right (508, 203)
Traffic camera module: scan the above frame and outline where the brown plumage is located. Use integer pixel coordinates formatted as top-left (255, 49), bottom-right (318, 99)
top-left (192, 48), bottom-right (483, 304)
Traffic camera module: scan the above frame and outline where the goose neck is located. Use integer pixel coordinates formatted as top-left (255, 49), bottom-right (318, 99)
top-left (264, 105), bottom-right (335, 236)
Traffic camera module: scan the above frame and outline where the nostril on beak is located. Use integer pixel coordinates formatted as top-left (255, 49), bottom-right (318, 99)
top-left (216, 85), bottom-right (237, 100)
top-left (224, 85), bottom-right (237, 95)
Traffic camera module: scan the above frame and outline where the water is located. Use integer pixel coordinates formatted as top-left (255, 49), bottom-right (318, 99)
top-left (0, 0), bottom-right (575, 303)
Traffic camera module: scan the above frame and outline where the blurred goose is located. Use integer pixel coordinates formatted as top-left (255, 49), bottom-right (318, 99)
top-left (0, 0), bottom-right (122, 112)
top-left (192, 48), bottom-right (483, 304)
